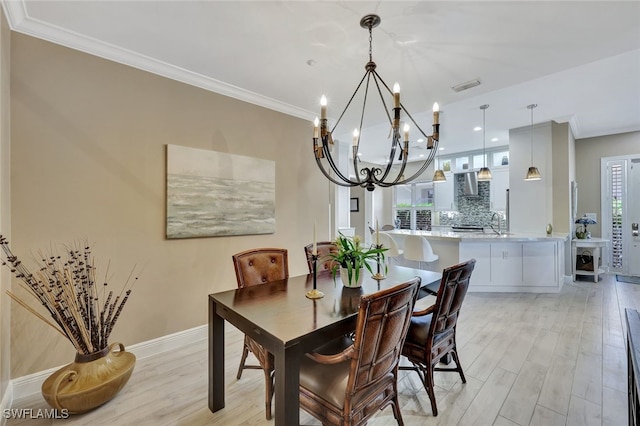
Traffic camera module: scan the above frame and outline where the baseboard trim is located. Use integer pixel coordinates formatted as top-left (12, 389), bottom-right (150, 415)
top-left (10, 324), bottom-right (207, 401)
top-left (0, 381), bottom-right (13, 426)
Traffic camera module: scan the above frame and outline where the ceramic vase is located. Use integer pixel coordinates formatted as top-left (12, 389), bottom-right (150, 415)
top-left (340, 267), bottom-right (364, 288)
top-left (41, 342), bottom-right (136, 414)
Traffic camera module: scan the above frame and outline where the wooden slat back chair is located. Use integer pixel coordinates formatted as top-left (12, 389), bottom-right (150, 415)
top-left (304, 241), bottom-right (339, 274)
top-left (231, 247), bottom-right (289, 420)
top-left (399, 259), bottom-right (476, 416)
top-left (299, 277), bottom-right (421, 426)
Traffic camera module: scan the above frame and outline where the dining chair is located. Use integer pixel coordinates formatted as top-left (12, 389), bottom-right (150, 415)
top-left (231, 247), bottom-right (289, 420)
top-left (403, 234), bottom-right (439, 269)
top-left (399, 258), bottom-right (476, 416)
top-left (372, 232), bottom-right (403, 263)
top-left (304, 241), bottom-right (338, 274)
top-left (299, 277), bottom-right (421, 426)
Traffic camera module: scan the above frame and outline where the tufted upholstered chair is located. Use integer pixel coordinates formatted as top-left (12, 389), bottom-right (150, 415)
top-left (399, 259), bottom-right (476, 416)
top-left (231, 248), bottom-right (289, 420)
top-left (304, 241), bottom-right (339, 274)
top-left (299, 277), bottom-right (421, 426)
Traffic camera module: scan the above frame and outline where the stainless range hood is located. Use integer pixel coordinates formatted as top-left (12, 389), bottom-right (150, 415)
top-left (456, 171), bottom-right (478, 196)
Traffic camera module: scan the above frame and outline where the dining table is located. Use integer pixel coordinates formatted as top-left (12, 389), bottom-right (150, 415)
top-left (208, 264), bottom-right (442, 426)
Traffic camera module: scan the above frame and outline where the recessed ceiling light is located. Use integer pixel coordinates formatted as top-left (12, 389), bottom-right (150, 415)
top-left (417, 138), bottom-right (424, 143)
top-left (357, 152), bottom-right (362, 156)
top-left (491, 137), bottom-right (499, 142)
top-left (439, 147), bottom-right (445, 150)
top-left (306, 59), bottom-right (316, 66)
top-left (419, 154), bottom-right (424, 157)
top-left (473, 126), bottom-right (482, 131)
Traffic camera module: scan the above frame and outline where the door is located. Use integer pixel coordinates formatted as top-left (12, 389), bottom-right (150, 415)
top-left (602, 156), bottom-right (640, 277)
top-left (630, 159), bottom-right (640, 276)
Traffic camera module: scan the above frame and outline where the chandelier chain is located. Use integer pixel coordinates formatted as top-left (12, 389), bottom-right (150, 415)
top-left (368, 25), bottom-right (373, 62)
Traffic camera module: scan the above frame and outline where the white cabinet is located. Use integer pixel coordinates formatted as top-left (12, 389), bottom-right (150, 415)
top-left (490, 168), bottom-right (509, 211)
top-left (460, 240), bottom-right (562, 292)
top-left (434, 172), bottom-right (455, 211)
top-left (523, 241), bottom-right (557, 286)
top-left (459, 243), bottom-right (490, 284)
top-left (490, 242), bottom-right (523, 285)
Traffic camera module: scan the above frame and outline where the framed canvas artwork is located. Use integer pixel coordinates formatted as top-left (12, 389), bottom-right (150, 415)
top-left (166, 145), bottom-right (275, 238)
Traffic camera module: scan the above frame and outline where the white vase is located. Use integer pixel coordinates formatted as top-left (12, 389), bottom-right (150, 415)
top-left (340, 267), bottom-right (364, 288)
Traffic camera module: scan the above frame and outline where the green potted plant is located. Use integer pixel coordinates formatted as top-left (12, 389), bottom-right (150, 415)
top-left (329, 233), bottom-right (387, 287)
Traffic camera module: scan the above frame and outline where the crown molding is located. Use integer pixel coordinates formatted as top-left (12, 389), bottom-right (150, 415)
top-left (1, 0), bottom-right (315, 121)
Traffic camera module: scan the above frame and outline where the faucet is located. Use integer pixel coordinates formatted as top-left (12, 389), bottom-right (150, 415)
top-left (490, 212), bottom-right (502, 235)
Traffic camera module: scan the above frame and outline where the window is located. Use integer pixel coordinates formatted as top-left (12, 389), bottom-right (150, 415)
top-left (456, 156), bottom-right (469, 171)
top-left (492, 151), bottom-right (509, 167)
top-left (393, 182), bottom-right (433, 230)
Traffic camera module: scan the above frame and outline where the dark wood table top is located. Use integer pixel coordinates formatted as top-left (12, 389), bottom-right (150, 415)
top-left (209, 265), bottom-right (441, 349)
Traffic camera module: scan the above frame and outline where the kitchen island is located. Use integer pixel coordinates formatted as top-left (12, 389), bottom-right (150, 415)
top-left (386, 229), bottom-right (569, 293)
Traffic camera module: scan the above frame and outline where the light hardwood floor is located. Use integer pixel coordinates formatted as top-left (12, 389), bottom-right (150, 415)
top-left (7, 273), bottom-right (632, 425)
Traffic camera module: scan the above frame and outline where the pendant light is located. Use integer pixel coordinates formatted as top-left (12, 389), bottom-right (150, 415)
top-left (524, 103), bottom-right (542, 181)
top-left (432, 138), bottom-right (446, 183)
top-left (477, 104), bottom-right (492, 181)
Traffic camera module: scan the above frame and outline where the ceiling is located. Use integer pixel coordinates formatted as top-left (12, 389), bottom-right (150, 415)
top-left (3, 1), bottom-right (640, 164)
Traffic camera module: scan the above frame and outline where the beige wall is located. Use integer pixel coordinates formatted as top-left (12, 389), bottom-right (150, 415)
top-left (9, 33), bottom-right (330, 377)
top-left (0, 7), bottom-right (11, 406)
top-left (551, 122), bottom-right (573, 234)
top-left (575, 131), bottom-right (640, 237)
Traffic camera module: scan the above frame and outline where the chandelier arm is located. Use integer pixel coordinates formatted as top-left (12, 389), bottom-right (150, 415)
top-left (330, 70), bottom-right (371, 134)
top-left (314, 152), bottom-right (359, 188)
top-left (352, 72), bottom-right (375, 184)
top-left (374, 130), bottom-right (402, 183)
top-left (400, 106), bottom-right (432, 141)
top-left (370, 70), bottom-right (394, 127)
top-left (320, 141), bottom-right (359, 185)
top-left (352, 147), bottom-right (361, 184)
top-left (396, 140), bottom-right (440, 184)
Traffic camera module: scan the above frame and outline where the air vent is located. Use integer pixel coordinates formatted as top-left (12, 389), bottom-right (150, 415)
top-left (451, 79), bottom-right (481, 93)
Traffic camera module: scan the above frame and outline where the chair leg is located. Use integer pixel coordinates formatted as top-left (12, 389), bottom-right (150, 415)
top-left (425, 364), bottom-right (438, 416)
top-left (391, 396), bottom-right (405, 426)
top-left (236, 344), bottom-right (249, 380)
top-left (450, 348), bottom-right (467, 384)
top-left (264, 368), bottom-right (273, 420)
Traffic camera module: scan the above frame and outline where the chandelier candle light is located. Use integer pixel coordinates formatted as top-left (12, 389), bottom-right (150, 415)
top-left (312, 14), bottom-right (441, 191)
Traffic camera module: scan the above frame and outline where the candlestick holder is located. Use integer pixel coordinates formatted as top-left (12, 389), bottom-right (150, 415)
top-left (371, 245), bottom-right (386, 280)
top-left (306, 254), bottom-right (324, 299)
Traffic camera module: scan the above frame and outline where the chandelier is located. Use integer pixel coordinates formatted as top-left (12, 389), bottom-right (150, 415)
top-left (312, 14), bottom-right (440, 191)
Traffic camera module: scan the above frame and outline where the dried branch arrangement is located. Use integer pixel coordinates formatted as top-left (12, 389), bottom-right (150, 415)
top-left (0, 235), bottom-right (138, 355)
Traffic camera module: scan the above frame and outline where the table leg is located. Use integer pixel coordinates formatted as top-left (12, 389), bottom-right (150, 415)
top-left (572, 244), bottom-right (577, 281)
top-left (594, 247), bottom-right (600, 283)
top-left (208, 299), bottom-right (225, 412)
top-left (273, 343), bottom-right (301, 426)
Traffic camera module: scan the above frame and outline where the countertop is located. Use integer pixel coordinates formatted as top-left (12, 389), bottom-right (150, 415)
top-left (386, 229), bottom-right (570, 242)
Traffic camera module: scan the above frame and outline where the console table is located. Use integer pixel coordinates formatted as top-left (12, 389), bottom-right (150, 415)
top-left (572, 237), bottom-right (609, 282)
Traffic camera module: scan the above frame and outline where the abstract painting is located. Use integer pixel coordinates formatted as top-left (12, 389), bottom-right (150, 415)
top-left (166, 144), bottom-right (275, 238)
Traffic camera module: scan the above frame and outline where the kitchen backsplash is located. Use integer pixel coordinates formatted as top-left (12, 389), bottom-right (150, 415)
top-left (438, 174), bottom-right (506, 228)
